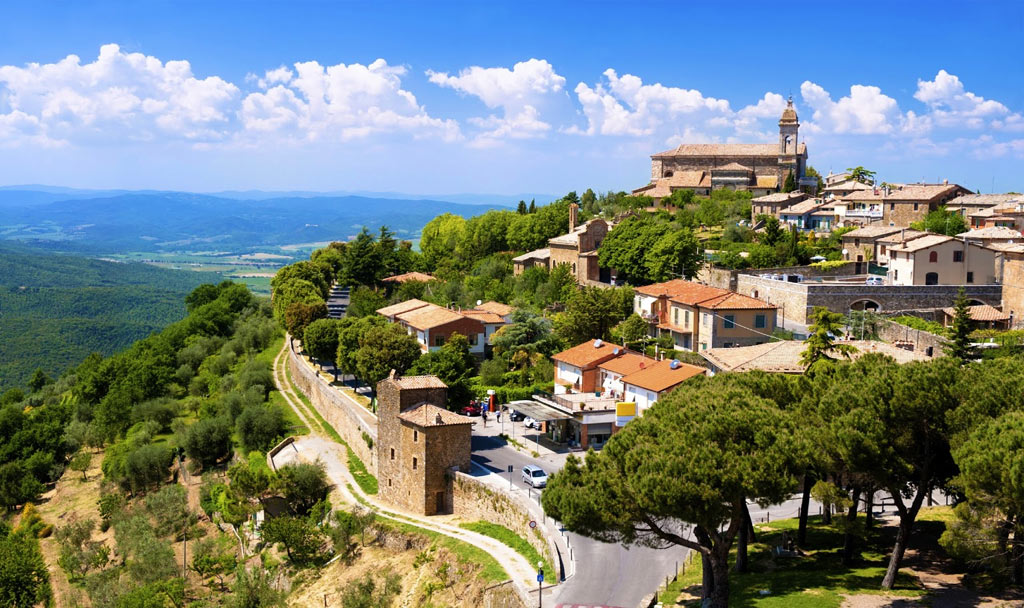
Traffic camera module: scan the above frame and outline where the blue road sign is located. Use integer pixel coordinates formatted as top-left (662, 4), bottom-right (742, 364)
top-left (537, 572), bottom-right (544, 583)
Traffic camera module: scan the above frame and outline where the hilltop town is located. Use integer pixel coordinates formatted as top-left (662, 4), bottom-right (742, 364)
top-left (5, 101), bottom-right (1024, 608)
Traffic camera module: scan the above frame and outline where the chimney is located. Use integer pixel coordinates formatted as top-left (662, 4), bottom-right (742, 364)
top-left (943, 179), bottom-right (949, 185)
top-left (569, 203), bottom-right (579, 232)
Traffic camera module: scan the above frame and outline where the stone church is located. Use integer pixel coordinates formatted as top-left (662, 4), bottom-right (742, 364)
top-left (633, 98), bottom-right (809, 200)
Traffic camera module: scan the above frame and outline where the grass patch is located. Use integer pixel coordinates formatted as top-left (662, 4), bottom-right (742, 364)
top-left (659, 512), bottom-right (938, 607)
top-left (377, 519), bottom-right (508, 583)
top-left (346, 446), bottom-right (378, 495)
top-left (460, 521), bottom-right (552, 580)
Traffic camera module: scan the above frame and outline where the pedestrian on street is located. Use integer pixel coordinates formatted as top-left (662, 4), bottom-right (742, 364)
top-left (496, 408), bottom-right (502, 423)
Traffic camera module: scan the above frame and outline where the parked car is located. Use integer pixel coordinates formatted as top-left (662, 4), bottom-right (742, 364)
top-left (523, 416), bottom-right (538, 429)
top-left (509, 410), bottom-right (526, 422)
top-left (865, 276), bottom-right (884, 286)
top-left (460, 403), bottom-right (482, 416)
top-left (522, 465), bottom-right (548, 488)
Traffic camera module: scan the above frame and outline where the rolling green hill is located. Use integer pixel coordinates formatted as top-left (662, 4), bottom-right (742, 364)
top-left (0, 242), bottom-right (220, 391)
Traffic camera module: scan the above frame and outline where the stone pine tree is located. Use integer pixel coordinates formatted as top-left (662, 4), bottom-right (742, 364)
top-left (945, 287), bottom-right (974, 363)
top-left (800, 306), bottom-right (856, 371)
top-left (516, 200), bottom-right (527, 215)
top-left (542, 377), bottom-right (803, 608)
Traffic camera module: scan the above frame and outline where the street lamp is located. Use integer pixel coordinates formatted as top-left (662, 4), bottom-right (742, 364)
top-left (536, 561), bottom-right (544, 608)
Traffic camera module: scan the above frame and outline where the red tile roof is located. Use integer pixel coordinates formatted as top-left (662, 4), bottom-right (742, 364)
top-left (621, 359), bottom-right (706, 393)
top-left (552, 340), bottom-right (620, 369)
top-left (397, 402), bottom-right (474, 427)
top-left (597, 352), bottom-right (651, 376)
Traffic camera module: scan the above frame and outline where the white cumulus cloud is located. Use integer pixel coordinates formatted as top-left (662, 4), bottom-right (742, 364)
top-left (427, 59), bottom-right (565, 142)
top-left (799, 81), bottom-right (902, 135)
top-left (240, 58), bottom-right (460, 143)
top-left (0, 43), bottom-right (239, 145)
top-left (914, 69), bottom-right (1018, 129)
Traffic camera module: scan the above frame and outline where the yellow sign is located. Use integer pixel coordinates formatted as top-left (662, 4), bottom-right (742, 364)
top-left (616, 402), bottom-right (636, 417)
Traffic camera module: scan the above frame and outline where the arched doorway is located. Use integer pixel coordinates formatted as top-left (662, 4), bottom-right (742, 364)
top-left (925, 272), bottom-right (939, 285)
top-left (850, 299), bottom-right (881, 313)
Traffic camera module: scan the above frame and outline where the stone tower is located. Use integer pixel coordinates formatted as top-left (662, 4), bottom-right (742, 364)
top-left (778, 97), bottom-right (801, 185)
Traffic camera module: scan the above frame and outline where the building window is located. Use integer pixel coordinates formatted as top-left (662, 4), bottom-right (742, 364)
top-left (890, 203), bottom-right (895, 211)
top-left (703, 313), bottom-right (709, 327)
top-left (967, 271), bottom-right (974, 283)
top-left (880, 246), bottom-right (886, 254)
top-left (434, 335), bottom-right (445, 347)
top-left (664, 170), bottom-right (674, 178)
top-left (914, 202), bottom-right (919, 211)
top-left (412, 457), bottom-right (418, 470)
top-left (388, 479), bottom-right (392, 487)
top-left (723, 315), bottom-right (735, 329)
top-left (755, 314), bottom-right (766, 328)
top-left (724, 342), bottom-right (734, 348)
top-left (413, 430), bottom-right (418, 442)
top-left (673, 308), bottom-right (679, 325)
top-left (468, 333), bottom-right (479, 346)
top-left (929, 251), bottom-right (938, 263)
top-left (854, 239), bottom-right (860, 247)
top-left (894, 269), bottom-right (899, 281)
top-left (953, 250), bottom-right (964, 262)
top-left (390, 448), bottom-right (395, 460)
top-left (684, 310), bottom-right (690, 325)
top-left (701, 343), bottom-right (707, 351)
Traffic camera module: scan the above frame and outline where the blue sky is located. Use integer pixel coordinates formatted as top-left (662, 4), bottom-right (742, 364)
top-left (0, 1), bottom-right (1022, 197)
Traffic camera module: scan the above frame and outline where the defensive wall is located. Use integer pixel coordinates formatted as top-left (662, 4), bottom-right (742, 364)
top-left (875, 317), bottom-right (948, 357)
top-left (697, 261), bottom-right (861, 291)
top-left (734, 275), bottom-right (1002, 325)
top-left (287, 342), bottom-right (378, 472)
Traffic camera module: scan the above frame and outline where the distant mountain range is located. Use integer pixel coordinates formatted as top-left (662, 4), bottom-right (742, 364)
top-left (0, 186), bottom-right (544, 252)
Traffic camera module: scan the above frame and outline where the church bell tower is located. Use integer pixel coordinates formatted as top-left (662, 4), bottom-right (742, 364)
top-left (778, 97), bottom-right (801, 185)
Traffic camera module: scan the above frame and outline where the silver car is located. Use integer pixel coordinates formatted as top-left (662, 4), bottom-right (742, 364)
top-left (522, 465), bottom-right (548, 488)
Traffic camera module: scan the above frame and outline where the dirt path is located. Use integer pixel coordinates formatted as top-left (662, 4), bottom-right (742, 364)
top-left (273, 339), bottom-right (322, 435)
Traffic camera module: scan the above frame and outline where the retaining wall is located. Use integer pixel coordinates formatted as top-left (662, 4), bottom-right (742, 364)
top-left (876, 318), bottom-right (947, 357)
top-left (287, 343), bottom-right (378, 473)
top-left (697, 262), bottom-right (859, 291)
top-left (452, 472), bottom-right (558, 580)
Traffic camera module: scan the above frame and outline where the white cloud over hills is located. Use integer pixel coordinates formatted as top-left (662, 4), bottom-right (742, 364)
top-left (0, 44), bottom-right (1021, 187)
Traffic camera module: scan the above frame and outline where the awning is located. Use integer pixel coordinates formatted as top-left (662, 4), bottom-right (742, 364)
top-left (505, 400), bottom-right (574, 422)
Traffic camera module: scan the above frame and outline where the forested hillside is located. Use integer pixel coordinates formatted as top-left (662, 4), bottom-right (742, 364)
top-left (0, 242), bottom-right (218, 391)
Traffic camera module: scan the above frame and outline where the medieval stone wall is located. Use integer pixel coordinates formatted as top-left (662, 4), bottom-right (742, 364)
top-left (452, 473), bottom-right (557, 579)
top-left (875, 318), bottom-right (946, 357)
top-left (288, 345), bottom-right (377, 469)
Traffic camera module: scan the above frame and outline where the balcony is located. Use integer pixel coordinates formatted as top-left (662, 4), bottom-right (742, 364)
top-left (533, 390), bottom-right (618, 413)
top-left (845, 208), bottom-right (883, 219)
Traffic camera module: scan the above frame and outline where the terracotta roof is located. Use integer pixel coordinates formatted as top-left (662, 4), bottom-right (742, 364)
top-left (947, 193), bottom-right (1023, 208)
top-left (701, 340), bottom-right (929, 373)
top-left (875, 229), bottom-right (927, 245)
top-left (714, 162), bottom-right (752, 172)
top-left (941, 304), bottom-right (1010, 323)
top-left (957, 227), bottom-right (1022, 240)
top-left (780, 199), bottom-right (826, 215)
top-left (512, 248), bottom-right (550, 263)
top-left (549, 219), bottom-right (607, 247)
top-left (377, 299), bottom-right (431, 318)
top-left (888, 234), bottom-right (954, 252)
top-left (552, 339), bottom-right (619, 369)
top-left (823, 180), bottom-right (872, 192)
top-left (475, 301), bottom-right (514, 317)
top-left (461, 309), bottom-right (506, 324)
top-left (597, 352), bottom-right (651, 376)
top-left (752, 191), bottom-right (807, 204)
top-left (840, 226), bottom-right (905, 239)
top-left (397, 304), bottom-right (471, 330)
top-left (842, 184), bottom-right (960, 203)
top-left (634, 279), bottom-right (713, 298)
top-left (621, 359), bottom-right (705, 393)
top-left (389, 375), bottom-right (448, 390)
top-left (755, 175), bottom-right (780, 189)
top-left (397, 402), bottom-right (474, 427)
top-left (382, 272), bottom-right (434, 284)
top-left (652, 143), bottom-right (806, 158)
top-left (694, 292), bottom-right (777, 310)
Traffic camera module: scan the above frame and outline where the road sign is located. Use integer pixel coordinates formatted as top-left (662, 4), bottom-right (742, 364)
top-left (537, 572), bottom-right (544, 583)
top-left (508, 465), bottom-right (514, 473)
top-left (529, 520), bottom-right (537, 529)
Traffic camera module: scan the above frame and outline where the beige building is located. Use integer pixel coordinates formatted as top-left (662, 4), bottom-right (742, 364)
top-left (887, 234), bottom-right (998, 286)
top-left (633, 279), bottom-right (777, 351)
top-left (839, 183), bottom-right (970, 228)
top-left (947, 193), bottom-right (1023, 219)
top-left (1000, 245), bottom-right (1024, 328)
top-left (633, 98), bottom-right (809, 201)
top-left (376, 373), bottom-right (473, 516)
top-left (957, 226), bottom-right (1022, 246)
top-left (840, 226), bottom-right (905, 262)
top-left (377, 299), bottom-right (495, 356)
top-left (873, 229), bottom-right (927, 265)
top-left (513, 203), bottom-right (612, 285)
top-left (751, 191), bottom-right (808, 220)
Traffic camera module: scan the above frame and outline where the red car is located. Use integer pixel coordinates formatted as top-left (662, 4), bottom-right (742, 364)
top-left (460, 403), bottom-right (483, 416)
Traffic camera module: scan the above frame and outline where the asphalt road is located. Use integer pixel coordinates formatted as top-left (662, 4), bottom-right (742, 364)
top-left (471, 430), bottom-right (686, 608)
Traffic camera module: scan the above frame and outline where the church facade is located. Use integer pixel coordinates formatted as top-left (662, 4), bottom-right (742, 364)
top-left (633, 98), bottom-right (809, 200)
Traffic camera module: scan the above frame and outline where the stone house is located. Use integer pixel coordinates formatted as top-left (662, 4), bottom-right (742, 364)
top-left (1000, 245), bottom-right (1024, 328)
top-left (751, 191), bottom-right (808, 220)
top-left (840, 182), bottom-right (970, 228)
top-left (377, 300), bottom-right (487, 355)
top-left (873, 229), bottom-right (927, 265)
top-left (779, 198), bottom-right (833, 231)
top-left (956, 226), bottom-right (1022, 247)
top-left (633, 98), bottom-right (809, 201)
top-left (620, 358), bottom-right (706, 413)
top-left (947, 193), bottom-right (1023, 220)
top-left (512, 248), bottom-right (550, 275)
top-left (513, 203), bottom-right (613, 285)
top-left (840, 226), bottom-right (906, 262)
top-left (887, 234), bottom-right (999, 286)
top-left (633, 279), bottom-right (777, 351)
top-left (376, 372), bottom-right (473, 516)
